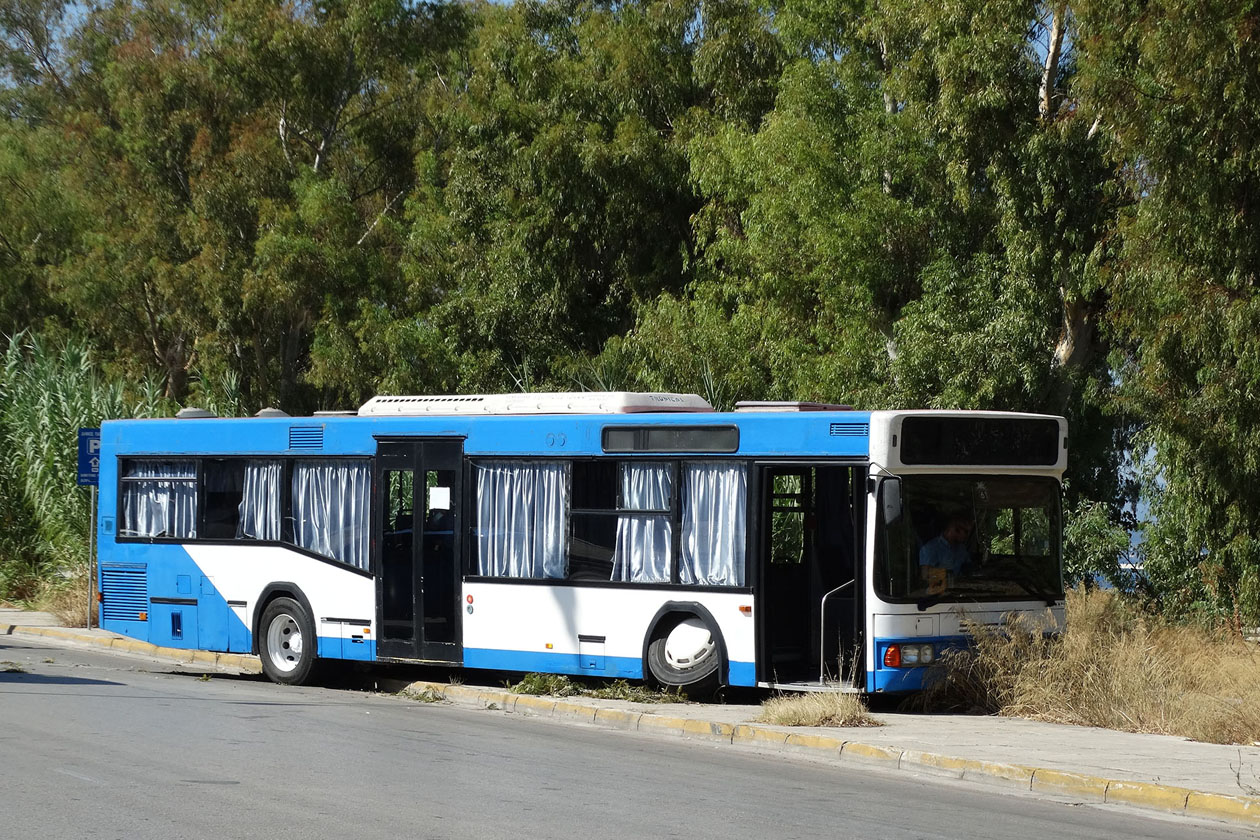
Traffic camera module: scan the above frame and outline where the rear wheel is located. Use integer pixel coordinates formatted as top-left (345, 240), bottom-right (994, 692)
top-left (259, 597), bottom-right (317, 685)
top-left (646, 616), bottom-right (721, 696)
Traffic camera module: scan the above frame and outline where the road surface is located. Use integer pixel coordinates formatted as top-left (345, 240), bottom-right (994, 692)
top-left (0, 635), bottom-right (1244, 839)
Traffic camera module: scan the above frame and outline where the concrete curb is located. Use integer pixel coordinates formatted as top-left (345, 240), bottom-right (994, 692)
top-left (7, 623), bottom-right (1259, 830)
top-left (4, 624), bottom-right (262, 674)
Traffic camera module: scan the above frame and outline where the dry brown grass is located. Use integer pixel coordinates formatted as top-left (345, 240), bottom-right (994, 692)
top-left (757, 692), bottom-right (882, 728)
top-left (922, 587), bottom-right (1260, 745)
top-left (34, 571), bottom-right (96, 627)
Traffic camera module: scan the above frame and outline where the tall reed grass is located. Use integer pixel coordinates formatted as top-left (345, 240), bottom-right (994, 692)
top-left (922, 587), bottom-right (1260, 745)
top-left (0, 332), bottom-right (167, 610)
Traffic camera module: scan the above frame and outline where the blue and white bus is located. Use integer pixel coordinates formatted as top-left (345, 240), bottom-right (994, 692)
top-left (96, 392), bottom-right (1067, 693)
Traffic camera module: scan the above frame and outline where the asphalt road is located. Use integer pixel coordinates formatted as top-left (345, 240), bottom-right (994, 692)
top-left (0, 636), bottom-right (1246, 840)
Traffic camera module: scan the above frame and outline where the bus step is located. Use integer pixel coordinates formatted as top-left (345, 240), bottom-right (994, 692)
top-left (757, 679), bottom-right (861, 694)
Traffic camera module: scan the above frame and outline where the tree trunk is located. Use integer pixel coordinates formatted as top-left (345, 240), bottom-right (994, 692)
top-left (1039, 4), bottom-right (1067, 120)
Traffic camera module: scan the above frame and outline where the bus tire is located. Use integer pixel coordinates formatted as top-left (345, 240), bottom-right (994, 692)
top-left (646, 615), bottom-right (721, 696)
top-left (259, 597), bottom-right (317, 686)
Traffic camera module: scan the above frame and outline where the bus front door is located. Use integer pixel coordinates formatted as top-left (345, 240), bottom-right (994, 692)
top-left (758, 464), bottom-right (862, 685)
top-left (376, 439), bottom-right (463, 663)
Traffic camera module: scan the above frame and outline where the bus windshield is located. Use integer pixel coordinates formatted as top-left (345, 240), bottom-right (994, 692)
top-left (876, 475), bottom-right (1062, 607)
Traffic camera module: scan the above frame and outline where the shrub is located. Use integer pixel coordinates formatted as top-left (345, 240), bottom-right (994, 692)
top-left (507, 673), bottom-right (685, 703)
top-left (508, 673), bottom-right (583, 697)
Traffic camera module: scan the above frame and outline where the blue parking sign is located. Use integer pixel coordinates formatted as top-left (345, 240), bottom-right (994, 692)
top-left (77, 428), bottom-right (101, 486)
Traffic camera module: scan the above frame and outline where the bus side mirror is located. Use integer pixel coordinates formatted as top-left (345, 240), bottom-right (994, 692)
top-left (880, 477), bottom-right (903, 525)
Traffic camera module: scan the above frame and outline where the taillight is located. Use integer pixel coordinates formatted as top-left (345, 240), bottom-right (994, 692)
top-left (884, 643), bottom-right (936, 668)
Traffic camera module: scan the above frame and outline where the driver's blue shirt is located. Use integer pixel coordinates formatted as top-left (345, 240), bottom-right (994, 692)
top-left (919, 536), bottom-right (969, 574)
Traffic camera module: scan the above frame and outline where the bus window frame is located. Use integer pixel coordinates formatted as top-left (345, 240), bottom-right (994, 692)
top-left (113, 453), bottom-right (376, 579)
top-left (463, 454), bottom-right (756, 591)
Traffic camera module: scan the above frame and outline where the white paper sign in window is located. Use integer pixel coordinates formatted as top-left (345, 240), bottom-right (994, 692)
top-left (429, 486), bottom-right (451, 511)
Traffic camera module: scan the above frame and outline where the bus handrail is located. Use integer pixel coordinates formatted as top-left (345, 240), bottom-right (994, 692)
top-left (819, 579), bottom-right (855, 685)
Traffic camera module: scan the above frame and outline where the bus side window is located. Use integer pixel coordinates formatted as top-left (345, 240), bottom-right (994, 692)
top-left (567, 459), bottom-right (619, 581)
top-left (679, 462), bottom-right (746, 587)
top-left (236, 460), bottom-right (283, 541)
top-left (609, 462), bottom-right (673, 584)
top-left (119, 459), bottom-right (198, 539)
top-left (472, 461), bottom-right (570, 580)
top-left (203, 460), bottom-right (245, 539)
top-left (290, 459), bottom-right (372, 570)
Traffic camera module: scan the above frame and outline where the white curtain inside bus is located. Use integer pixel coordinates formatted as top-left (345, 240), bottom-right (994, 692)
top-left (291, 460), bottom-right (371, 570)
top-left (237, 459), bottom-right (283, 540)
top-left (475, 461), bottom-right (570, 578)
top-left (121, 461), bottom-right (198, 538)
top-left (611, 462), bottom-right (673, 582)
top-left (680, 463), bottom-right (747, 586)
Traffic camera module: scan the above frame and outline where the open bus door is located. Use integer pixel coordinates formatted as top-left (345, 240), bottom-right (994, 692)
top-left (375, 438), bottom-right (463, 663)
top-left (757, 463), bottom-right (864, 687)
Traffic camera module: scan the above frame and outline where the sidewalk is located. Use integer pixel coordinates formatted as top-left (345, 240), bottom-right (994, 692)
top-left (4, 610), bottom-right (1259, 830)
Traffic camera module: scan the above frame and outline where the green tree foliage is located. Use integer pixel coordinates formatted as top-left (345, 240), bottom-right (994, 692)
top-left (1075, 0), bottom-right (1260, 621)
top-left (378, 0), bottom-right (705, 393)
top-left (0, 122), bottom-right (76, 336)
top-left (1062, 495), bottom-right (1130, 588)
top-left (0, 0), bottom-right (79, 335)
top-left (205, 0), bottom-right (458, 409)
top-left (0, 0), bottom-right (462, 410)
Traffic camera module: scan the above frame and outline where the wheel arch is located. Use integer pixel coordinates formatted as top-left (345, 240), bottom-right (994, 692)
top-left (251, 582), bottom-right (316, 657)
top-left (641, 601), bottom-right (729, 688)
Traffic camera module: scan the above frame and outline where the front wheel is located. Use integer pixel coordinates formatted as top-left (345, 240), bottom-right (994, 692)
top-left (646, 616), bottom-right (721, 696)
top-left (259, 597), bottom-right (317, 685)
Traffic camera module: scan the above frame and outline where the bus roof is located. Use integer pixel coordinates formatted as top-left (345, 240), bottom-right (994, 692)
top-left (97, 397), bottom-right (1066, 474)
top-left (100, 406), bottom-right (876, 459)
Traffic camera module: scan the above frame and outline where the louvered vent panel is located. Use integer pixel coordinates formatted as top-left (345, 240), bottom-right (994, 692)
top-left (829, 422), bottom-right (869, 437)
top-left (101, 565), bottom-right (147, 622)
top-left (288, 426), bottom-right (324, 451)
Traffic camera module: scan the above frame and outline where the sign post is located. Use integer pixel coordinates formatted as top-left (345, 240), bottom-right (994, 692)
top-left (77, 428), bottom-right (100, 630)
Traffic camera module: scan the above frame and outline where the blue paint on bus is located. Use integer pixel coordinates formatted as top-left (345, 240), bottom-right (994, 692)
top-left (96, 410), bottom-right (873, 460)
top-left (99, 545), bottom-right (251, 653)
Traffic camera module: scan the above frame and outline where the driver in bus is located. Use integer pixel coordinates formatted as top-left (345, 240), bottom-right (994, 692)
top-left (919, 513), bottom-right (973, 593)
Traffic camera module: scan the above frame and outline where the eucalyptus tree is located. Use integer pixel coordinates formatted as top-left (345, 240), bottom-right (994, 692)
top-left (0, 0), bottom-right (79, 337)
top-left (43, 1), bottom-right (230, 401)
top-left (391, 0), bottom-right (705, 394)
top-left (204, 0), bottom-right (463, 410)
top-left (1075, 0), bottom-right (1260, 621)
top-left (0, 121), bottom-right (76, 337)
top-left (3, 0), bottom-right (456, 410)
top-left (629, 1), bottom-right (1115, 409)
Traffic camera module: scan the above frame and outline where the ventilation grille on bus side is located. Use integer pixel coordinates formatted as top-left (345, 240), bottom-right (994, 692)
top-left (100, 565), bottom-right (147, 622)
top-left (288, 426), bottom-right (324, 451)
top-left (829, 422), bottom-right (868, 437)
